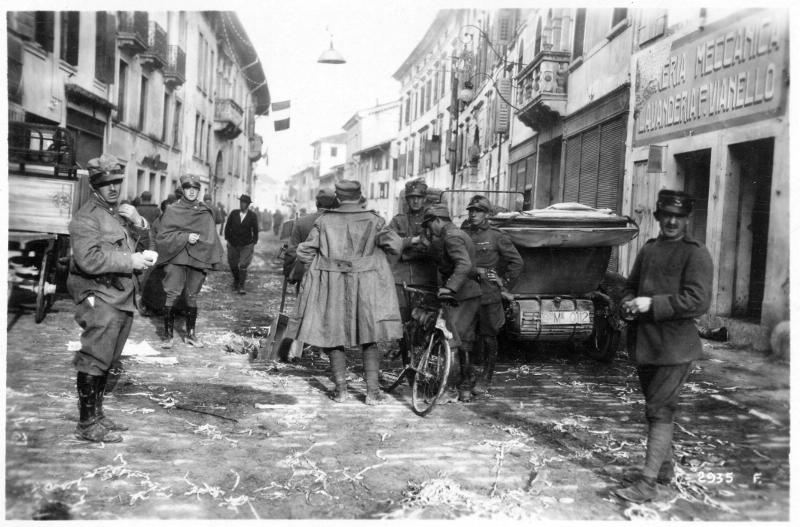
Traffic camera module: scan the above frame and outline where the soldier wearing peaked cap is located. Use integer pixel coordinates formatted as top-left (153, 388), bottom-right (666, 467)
top-left (155, 174), bottom-right (224, 348)
top-left (462, 195), bottom-right (523, 399)
top-left (286, 180), bottom-right (403, 405)
top-left (614, 189), bottom-right (714, 504)
top-left (224, 193), bottom-right (259, 295)
top-left (67, 154), bottom-right (154, 443)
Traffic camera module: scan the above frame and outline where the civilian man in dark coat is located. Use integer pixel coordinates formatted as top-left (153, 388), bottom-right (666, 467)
top-left (134, 190), bottom-right (162, 314)
top-left (614, 189), bottom-right (714, 503)
top-left (224, 194), bottom-right (259, 294)
top-left (67, 154), bottom-right (154, 442)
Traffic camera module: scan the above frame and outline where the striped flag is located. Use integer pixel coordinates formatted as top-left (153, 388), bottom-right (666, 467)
top-left (272, 100), bottom-right (290, 131)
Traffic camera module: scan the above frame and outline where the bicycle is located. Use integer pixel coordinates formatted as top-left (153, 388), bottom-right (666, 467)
top-left (384, 284), bottom-right (453, 416)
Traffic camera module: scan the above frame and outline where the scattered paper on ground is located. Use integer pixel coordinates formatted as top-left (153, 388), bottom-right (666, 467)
top-left (122, 340), bottom-right (161, 357)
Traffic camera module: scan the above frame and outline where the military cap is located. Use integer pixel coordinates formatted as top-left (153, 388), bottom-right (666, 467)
top-left (202, 194), bottom-right (212, 202)
top-left (404, 178), bottom-right (428, 198)
top-left (87, 154), bottom-right (124, 186)
top-left (466, 195), bottom-right (492, 213)
top-left (656, 189), bottom-right (693, 216)
top-left (315, 187), bottom-right (337, 208)
top-left (180, 174), bottom-right (201, 189)
top-left (335, 180), bottom-right (362, 201)
top-left (238, 194), bottom-right (252, 204)
top-left (140, 190), bottom-right (153, 202)
top-left (420, 203), bottom-right (451, 226)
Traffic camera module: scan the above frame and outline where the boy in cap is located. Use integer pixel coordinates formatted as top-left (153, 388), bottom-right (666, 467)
top-left (614, 189), bottom-right (714, 503)
top-left (224, 194), bottom-right (260, 294)
top-left (287, 180), bottom-right (402, 404)
top-left (155, 174), bottom-right (224, 347)
top-left (462, 195), bottom-right (523, 399)
top-left (67, 154), bottom-right (155, 442)
top-left (420, 203), bottom-right (482, 402)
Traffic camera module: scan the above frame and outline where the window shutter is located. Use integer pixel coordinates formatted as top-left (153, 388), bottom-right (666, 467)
top-left (563, 135), bottom-right (581, 202)
top-left (495, 77), bottom-right (512, 134)
top-left (577, 126), bottom-right (600, 207)
top-left (35, 12), bottom-right (55, 52)
top-left (597, 115), bottom-right (625, 212)
top-left (95, 12), bottom-right (116, 84)
top-left (430, 134), bottom-right (441, 167)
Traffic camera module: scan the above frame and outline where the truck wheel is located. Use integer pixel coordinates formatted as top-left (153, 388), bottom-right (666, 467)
top-left (584, 314), bottom-right (620, 362)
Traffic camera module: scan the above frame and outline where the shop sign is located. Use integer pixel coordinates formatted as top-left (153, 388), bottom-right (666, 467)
top-left (634, 10), bottom-right (787, 146)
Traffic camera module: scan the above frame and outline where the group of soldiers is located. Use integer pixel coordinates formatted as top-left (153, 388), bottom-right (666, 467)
top-left (66, 154), bottom-right (712, 505)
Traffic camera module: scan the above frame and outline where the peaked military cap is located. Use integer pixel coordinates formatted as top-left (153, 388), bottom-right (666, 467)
top-left (466, 195), bottom-right (492, 213)
top-left (656, 189), bottom-right (693, 216)
top-left (335, 180), bottom-right (362, 201)
top-left (180, 174), bottom-right (201, 189)
top-left (421, 203), bottom-right (451, 226)
top-left (405, 178), bottom-right (428, 198)
top-left (315, 187), bottom-right (337, 208)
top-left (87, 154), bottom-right (124, 186)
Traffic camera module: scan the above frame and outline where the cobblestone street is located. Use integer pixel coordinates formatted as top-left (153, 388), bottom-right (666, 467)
top-left (5, 235), bottom-right (790, 520)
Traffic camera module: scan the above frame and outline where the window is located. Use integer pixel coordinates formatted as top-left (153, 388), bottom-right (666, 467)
top-left (194, 113), bottom-right (202, 156)
top-left (60, 11), bottom-right (80, 66)
top-left (162, 92), bottom-right (170, 142)
top-left (425, 79), bottom-right (432, 112)
top-left (572, 8), bottom-right (586, 60)
top-left (404, 95), bottom-right (411, 126)
top-left (95, 12), bottom-right (115, 83)
top-left (172, 100), bottom-right (182, 147)
top-left (227, 147), bottom-right (234, 174)
top-left (370, 183), bottom-right (375, 199)
top-left (206, 123), bottom-right (211, 162)
top-left (331, 146), bottom-right (338, 157)
top-left (611, 8), bottom-right (628, 27)
top-left (209, 50), bottom-right (215, 98)
top-left (117, 60), bottom-right (128, 121)
top-left (197, 33), bottom-right (206, 92)
top-left (637, 9), bottom-right (666, 45)
top-left (236, 145), bottom-right (242, 177)
top-left (34, 12), bottom-right (55, 52)
top-left (138, 75), bottom-right (148, 131)
top-left (379, 182), bottom-right (388, 199)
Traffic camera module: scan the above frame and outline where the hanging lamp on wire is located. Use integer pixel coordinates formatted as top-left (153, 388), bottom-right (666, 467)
top-left (318, 26), bottom-right (346, 64)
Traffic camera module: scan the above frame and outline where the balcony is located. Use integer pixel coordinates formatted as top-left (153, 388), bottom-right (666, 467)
top-left (249, 134), bottom-right (264, 161)
top-left (8, 122), bottom-right (77, 178)
top-left (139, 21), bottom-right (167, 71)
top-left (515, 48), bottom-right (571, 131)
top-left (164, 45), bottom-right (186, 88)
top-left (214, 98), bottom-right (244, 139)
top-left (117, 11), bottom-right (148, 55)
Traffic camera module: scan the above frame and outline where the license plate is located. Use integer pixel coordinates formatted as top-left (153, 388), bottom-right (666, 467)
top-left (540, 310), bottom-right (590, 325)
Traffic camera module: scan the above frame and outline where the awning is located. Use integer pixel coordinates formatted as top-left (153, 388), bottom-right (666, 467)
top-left (65, 83), bottom-right (116, 111)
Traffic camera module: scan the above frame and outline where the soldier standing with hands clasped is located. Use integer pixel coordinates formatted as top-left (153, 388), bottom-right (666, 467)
top-left (614, 189), bottom-right (714, 503)
top-left (67, 154), bottom-right (156, 443)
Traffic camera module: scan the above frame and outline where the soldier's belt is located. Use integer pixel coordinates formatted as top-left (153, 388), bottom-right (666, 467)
top-left (315, 255), bottom-right (377, 273)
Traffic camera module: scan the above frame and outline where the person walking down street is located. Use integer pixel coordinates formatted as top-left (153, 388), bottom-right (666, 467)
top-left (224, 194), bottom-right (259, 295)
top-left (216, 202), bottom-right (227, 235)
top-left (462, 195), bottom-right (523, 398)
top-left (613, 189), bottom-right (714, 504)
top-left (134, 190), bottom-right (162, 316)
top-left (272, 208), bottom-right (284, 236)
top-left (67, 154), bottom-right (156, 443)
top-left (155, 175), bottom-right (224, 348)
top-left (420, 203), bottom-right (482, 403)
top-left (282, 188), bottom-right (337, 361)
top-left (286, 180), bottom-right (403, 405)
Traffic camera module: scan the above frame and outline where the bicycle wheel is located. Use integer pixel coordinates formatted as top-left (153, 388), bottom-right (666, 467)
top-left (34, 244), bottom-right (54, 324)
top-left (384, 324), bottom-right (416, 393)
top-left (411, 330), bottom-right (451, 416)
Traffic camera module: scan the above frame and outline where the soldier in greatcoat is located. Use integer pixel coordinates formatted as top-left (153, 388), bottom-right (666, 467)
top-left (614, 189), bottom-right (714, 503)
top-left (67, 154), bottom-right (155, 442)
top-left (287, 180), bottom-right (403, 404)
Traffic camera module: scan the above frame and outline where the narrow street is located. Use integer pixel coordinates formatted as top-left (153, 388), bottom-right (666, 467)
top-left (5, 233), bottom-right (790, 521)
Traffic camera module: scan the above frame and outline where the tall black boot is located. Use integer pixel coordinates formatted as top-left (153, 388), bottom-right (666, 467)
top-left (162, 306), bottom-right (175, 348)
top-left (75, 372), bottom-right (121, 442)
top-left (237, 269), bottom-right (247, 295)
top-left (327, 347), bottom-right (348, 402)
top-left (457, 344), bottom-right (475, 402)
top-left (96, 373), bottom-right (128, 431)
top-left (185, 306), bottom-right (204, 347)
top-left (473, 336), bottom-right (498, 396)
top-left (363, 344), bottom-right (385, 405)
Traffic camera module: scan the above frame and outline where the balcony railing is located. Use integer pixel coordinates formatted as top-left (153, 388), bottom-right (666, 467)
top-left (8, 122), bottom-right (77, 178)
top-left (164, 45), bottom-right (186, 88)
top-left (214, 98), bottom-right (244, 139)
top-left (514, 47), bottom-right (571, 131)
top-left (139, 21), bottom-right (167, 70)
top-left (117, 11), bottom-right (148, 55)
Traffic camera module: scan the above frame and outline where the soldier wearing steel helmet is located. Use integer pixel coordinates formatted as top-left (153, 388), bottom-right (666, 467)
top-left (67, 154), bottom-right (155, 443)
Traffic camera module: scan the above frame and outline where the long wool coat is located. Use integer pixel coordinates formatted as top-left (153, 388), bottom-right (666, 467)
top-left (286, 203), bottom-right (403, 347)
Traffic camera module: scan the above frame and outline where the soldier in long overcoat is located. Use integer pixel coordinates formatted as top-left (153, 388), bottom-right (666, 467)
top-left (287, 180), bottom-right (402, 404)
top-left (614, 189), bottom-right (714, 503)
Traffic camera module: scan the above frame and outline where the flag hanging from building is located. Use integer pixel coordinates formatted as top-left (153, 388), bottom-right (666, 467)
top-left (272, 100), bottom-right (291, 132)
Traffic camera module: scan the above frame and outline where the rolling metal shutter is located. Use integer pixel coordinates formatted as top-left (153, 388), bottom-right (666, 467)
top-left (563, 135), bottom-right (581, 202)
top-left (597, 115), bottom-right (626, 212)
top-left (578, 126), bottom-right (600, 206)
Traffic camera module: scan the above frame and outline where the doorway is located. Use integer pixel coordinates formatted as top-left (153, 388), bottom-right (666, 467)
top-left (675, 149), bottom-right (711, 243)
top-left (535, 138), bottom-right (562, 208)
top-left (729, 138), bottom-right (773, 320)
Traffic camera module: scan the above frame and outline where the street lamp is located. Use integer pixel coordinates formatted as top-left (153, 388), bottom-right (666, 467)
top-left (318, 27), bottom-right (346, 64)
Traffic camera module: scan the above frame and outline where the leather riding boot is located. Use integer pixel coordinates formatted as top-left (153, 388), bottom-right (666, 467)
top-left (96, 373), bottom-right (128, 431)
top-left (457, 344), bottom-right (475, 402)
top-left (185, 307), bottom-right (204, 347)
top-left (237, 269), bottom-right (247, 295)
top-left (473, 336), bottom-right (498, 396)
top-left (327, 347), bottom-right (348, 402)
top-left (162, 306), bottom-right (175, 348)
top-left (362, 344), bottom-right (385, 405)
top-left (105, 362), bottom-right (123, 393)
top-left (75, 372), bottom-right (121, 443)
